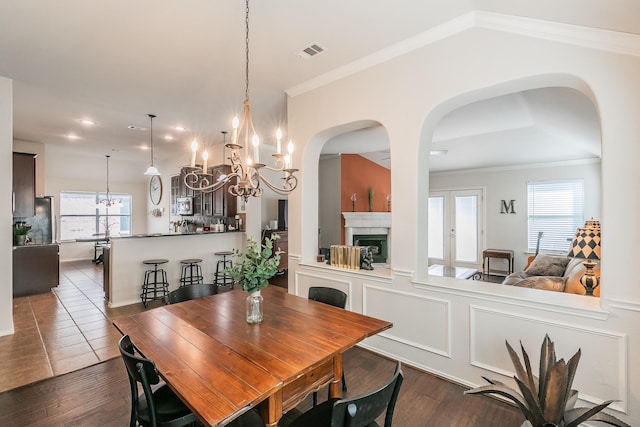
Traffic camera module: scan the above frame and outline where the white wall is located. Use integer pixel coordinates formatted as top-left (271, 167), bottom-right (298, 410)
top-left (430, 160), bottom-right (602, 271)
top-left (0, 76), bottom-right (13, 336)
top-left (287, 19), bottom-right (640, 424)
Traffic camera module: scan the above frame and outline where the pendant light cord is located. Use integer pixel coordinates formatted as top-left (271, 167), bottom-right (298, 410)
top-left (148, 114), bottom-right (156, 166)
top-left (244, 0), bottom-right (250, 103)
top-left (105, 155), bottom-right (111, 197)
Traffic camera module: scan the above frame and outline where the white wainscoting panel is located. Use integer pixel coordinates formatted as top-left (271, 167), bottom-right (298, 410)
top-left (364, 285), bottom-right (451, 357)
top-left (469, 304), bottom-right (627, 412)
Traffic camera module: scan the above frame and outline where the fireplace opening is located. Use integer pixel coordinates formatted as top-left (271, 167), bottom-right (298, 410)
top-left (353, 234), bottom-right (387, 263)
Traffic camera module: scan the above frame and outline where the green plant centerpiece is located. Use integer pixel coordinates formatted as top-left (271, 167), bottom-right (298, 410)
top-left (225, 234), bottom-right (282, 323)
top-left (465, 334), bottom-right (629, 427)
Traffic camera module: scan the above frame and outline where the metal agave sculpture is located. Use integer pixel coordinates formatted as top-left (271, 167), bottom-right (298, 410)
top-left (464, 334), bottom-right (629, 427)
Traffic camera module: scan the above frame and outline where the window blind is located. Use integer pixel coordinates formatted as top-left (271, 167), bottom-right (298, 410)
top-left (527, 180), bottom-right (584, 254)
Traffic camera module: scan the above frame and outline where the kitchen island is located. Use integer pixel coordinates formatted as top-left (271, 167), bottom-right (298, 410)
top-left (106, 231), bottom-right (244, 307)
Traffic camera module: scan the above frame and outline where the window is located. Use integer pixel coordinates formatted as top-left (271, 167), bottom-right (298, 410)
top-left (527, 180), bottom-right (584, 253)
top-left (60, 192), bottom-right (132, 240)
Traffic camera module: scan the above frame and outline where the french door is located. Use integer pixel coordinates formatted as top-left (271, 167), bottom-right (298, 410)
top-left (428, 189), bottom-right (483, 268)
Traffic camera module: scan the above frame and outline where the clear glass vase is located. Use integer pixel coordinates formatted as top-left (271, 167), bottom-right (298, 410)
top-left (246, 290), bottom-right (263, 323)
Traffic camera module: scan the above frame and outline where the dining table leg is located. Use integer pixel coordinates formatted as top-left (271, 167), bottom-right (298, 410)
top-left (328, 354), bottom-right (344, 399)
top-left (259, 388), bottom-right (283, 427)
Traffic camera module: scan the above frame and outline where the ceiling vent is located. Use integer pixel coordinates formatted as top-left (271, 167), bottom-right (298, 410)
top-left (296, 43), bottom-right (326, 59)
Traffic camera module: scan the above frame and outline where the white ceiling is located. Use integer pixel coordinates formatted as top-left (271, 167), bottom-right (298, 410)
top-left (322, 87), bottom-right (601, 171)
top-left (1, 1), bottom-right (635, 169)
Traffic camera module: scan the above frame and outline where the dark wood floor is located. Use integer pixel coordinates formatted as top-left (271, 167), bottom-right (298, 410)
top-left (0, 345), bottom-right (523, 426)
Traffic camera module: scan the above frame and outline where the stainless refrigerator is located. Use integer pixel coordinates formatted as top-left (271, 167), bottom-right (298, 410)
top-left (26, 196), bottom-right (57, 244)
top-left (14, 196), bottom-right (60, 297)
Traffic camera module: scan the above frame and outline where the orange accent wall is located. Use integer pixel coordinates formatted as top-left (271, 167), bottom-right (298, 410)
top-left (340, 154), bottom-right (391, 243)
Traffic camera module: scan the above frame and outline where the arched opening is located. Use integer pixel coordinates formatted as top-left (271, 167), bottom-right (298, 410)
top-left (305, 120), bottom-right (391, 265)
top-left (417, 75), bottom-right (602, 297)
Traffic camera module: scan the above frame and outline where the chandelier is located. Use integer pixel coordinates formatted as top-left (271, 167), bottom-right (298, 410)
top-left (98, 154), bottom-right (122, 208)
top-left (183, 0), bottom-right (298, 201)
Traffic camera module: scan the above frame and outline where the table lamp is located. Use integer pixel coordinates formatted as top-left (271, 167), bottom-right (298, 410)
top-left (567, 220), bottom-right (601, 296)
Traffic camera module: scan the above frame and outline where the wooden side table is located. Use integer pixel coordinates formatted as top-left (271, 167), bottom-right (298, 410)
top-left (482, 249), bottom-right (514, 277)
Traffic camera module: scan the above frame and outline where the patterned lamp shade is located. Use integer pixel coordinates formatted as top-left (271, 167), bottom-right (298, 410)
top-left (568, 226), bottom-right (601, 260)
top-left (584, 219), bottom-right (601, 229)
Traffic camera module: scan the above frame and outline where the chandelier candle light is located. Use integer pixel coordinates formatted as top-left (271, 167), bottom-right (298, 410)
top-left (183, 0), bottom-right (298, 202)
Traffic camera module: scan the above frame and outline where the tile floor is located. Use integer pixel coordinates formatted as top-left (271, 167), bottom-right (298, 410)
top-left (0, 260), bottom-right (155, 393)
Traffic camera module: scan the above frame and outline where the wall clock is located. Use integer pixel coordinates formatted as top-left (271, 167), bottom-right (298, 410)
top-left (150, 175), bottom-right (162, 205)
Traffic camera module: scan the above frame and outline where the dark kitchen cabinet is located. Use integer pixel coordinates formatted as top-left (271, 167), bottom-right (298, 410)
top-left (264, 230), bottom-right (288, 271)
top-left (13, 244), bottom-right (60, 297)
top-left (13, 152), bottom-right (36, 218)
top-left (170, 175), bottom-right (180, 215)
top-left (170, 165), bottom-right (237, 217)
top-left (211, 165), bottom-right (237, 217)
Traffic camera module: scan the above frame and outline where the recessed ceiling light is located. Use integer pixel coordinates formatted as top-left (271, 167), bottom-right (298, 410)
top-left (80, 119), bottom-right (96, 125)
top-left (164, 135), bottom-right (174, 140)
top-left (174, 126), bottom-right (186, 132)
top-left (128, 125), bottom-right (147, 131)
top-left (66, 134), bottom-right (80, 140)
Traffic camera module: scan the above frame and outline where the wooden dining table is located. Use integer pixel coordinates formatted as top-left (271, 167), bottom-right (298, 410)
top-left (112, 285), bottom-right (392, 427)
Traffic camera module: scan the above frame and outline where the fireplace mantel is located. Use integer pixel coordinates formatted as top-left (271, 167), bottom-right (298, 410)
top-left (342, 212), bottom-right (391, 263)
top-left (342, 212), bottom-right (391, 229)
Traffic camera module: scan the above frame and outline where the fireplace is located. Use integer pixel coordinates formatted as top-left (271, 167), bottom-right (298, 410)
top-left (342, 212), bottom-right (391, 264)
top-left (353, 234), bottom-right (387, 263)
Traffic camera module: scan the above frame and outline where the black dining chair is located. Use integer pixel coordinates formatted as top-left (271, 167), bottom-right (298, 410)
top-left (118, 335), bottom-right (198, 427)
top-left (167, 283), bottom-right (218, 304)
top-left (288, 361), bottom-right (404, 427)
top-left (308, 286), bottom-right (348, 406)
top-left (119, 335), bottom-right (264, 427)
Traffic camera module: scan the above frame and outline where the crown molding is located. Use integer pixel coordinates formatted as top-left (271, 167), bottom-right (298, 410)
top-left (475, 11), bottom-right (640, 58)
top-left (286, 11), bottom-right (640, 98)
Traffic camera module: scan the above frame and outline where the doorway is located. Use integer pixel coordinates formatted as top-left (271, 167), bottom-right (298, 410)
top-left (428, 189), bottom-right (483, 268)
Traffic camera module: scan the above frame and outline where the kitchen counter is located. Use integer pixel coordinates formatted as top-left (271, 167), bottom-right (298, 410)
top-left (115, 230), bottom-right (243, 238)
top-left (13, 242), bottom-right (60, 249)
top-left (106, 231), bottom-right (245, 307)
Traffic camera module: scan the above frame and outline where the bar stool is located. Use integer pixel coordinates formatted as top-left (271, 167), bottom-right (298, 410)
top-left (179, 258), bottom-right (204, 287)
top-left (141, 259), bottom-right (170, 307)
top-left (214, 251), bottom-right (235, 288)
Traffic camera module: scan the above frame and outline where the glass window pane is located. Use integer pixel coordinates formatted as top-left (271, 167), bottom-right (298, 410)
top-left (60, 192), bottom-right (132, 240)
top-left (428, 196), bottom-right (444, 260)
top-left (455, 195), bottom-right (478, 263)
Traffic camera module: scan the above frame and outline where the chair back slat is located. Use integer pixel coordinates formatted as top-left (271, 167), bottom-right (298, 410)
top-left (118, 335), bottom-right (161, 386)
top-left (308, 286), bottom-right (347, 309)
top-left (168, 283), bottom-right (218, 304)
top-left (332, 361), bottom-right (403, 427)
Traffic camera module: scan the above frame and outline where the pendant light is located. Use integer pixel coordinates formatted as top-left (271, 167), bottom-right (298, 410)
top-left (144, 113), bottom-right (160, 176)
top-left (97, 154), bottom-right (122, 207)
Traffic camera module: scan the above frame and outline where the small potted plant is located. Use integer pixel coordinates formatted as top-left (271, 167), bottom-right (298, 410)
top-left (13, 222), bottom-right (31, 246)
top-left (465, 334), bottom-right (629, 427)
top-left (225, 234), bottom-right (282, 323)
